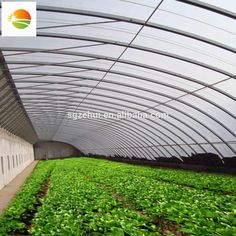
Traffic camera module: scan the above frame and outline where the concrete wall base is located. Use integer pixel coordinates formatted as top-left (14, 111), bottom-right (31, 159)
top-left (0, 127), bottom-right (34, 190)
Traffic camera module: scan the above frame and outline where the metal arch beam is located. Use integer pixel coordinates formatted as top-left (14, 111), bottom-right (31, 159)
top-left (72, 136), bottom-right (120, 158)
top-left (6, 50), bottom-right (236, 150)
top-left (0, 96), bottom-right (18, 120)
top-left (6, 4), bottom-right (235, 54)
top-left (2, 113), bottom-right (25, 134)
top-left (176, 0), bottom-right (236, 20)
top-left (74, 106), bottom-right (232, 158)
top-left (28, 108), bottom-right (178, 158)
top-left (13, 76), bottom-right (236, 141)
top-left (99, 115), bottom-right (189, 158)
top-left (53, 123), bottom-right (157, 159)
top-left (0, 86), bottom-right (16, 103)
top-left (23, 100), bottom-right (199, 158)
top-left (0, 51), bottom-right (38, 143)
top-left (72, 135), bottom-right (128, 157)
top-left (1, 4), bottom-right (234, 153)
top-left (5, 51), bottom-right (236, 116)
top-left (17, 82), bottom-right (225, 148)
top-left (22, 109), bottom-right (223, 155)
top-left (38, 122), bottom-right (223, 152)
top-left (68, 130), bottom-right (130, 157)
top-left (21, 100), bottom-right (210, 155)
top-left (36, 121), bottom-right (154, 159)
top-left (9, 52), bottom-right (234, 157)
top-left (24, 115), bottom-right (236, 158)
top-left (0, 112), bottom-right (23, 132)
top-left (89, 131), bottom-right (140, 157)
top-left (0, 86), bottom-right (38, 139)
top-left (10, 63), bottom-right (236, 125)
top-left (20, 85), bottom-right (233, 150)
top-left (23, 99), bottom-right (206, 155)
top-left (22, 101), bottom-right (202, 157)
top-left (73, 141), bottom-right (236, 151)
top-left (3, 112), bottom-right (25, 131)
top-left (17, 88), bottom-right (236, 148)
top-left (19, 81), bottom-right (236, 126)
top-left (1, 96), bottom-right (23, 120)
top-left (33, 120), bottom-right (180, 158)
top-left (34, 121), bottom-right (202, 159)
top-left (23, 96), bottom-right (212, 157)
top-left (67, 136), bottom-right (112, 156)
top-left (6, 33), bottom-right (231, 77)
top-left (51, 129), bottom-right (118, 157)
top-left (20, 93), bottom-right (231, 158)
top-left (0, 103), bottom-right (24, 127)
top-left (1, 103), bottom-right (28, 132)
top-left (12, 78), bottom-right (236, 149)
top-left (13, 72), bottom-right (236, 141)
top-left (85, 129), bottom-right (155, 159)
top-left (65, 117), bottom-right (159, 160)
top-left (27, 105), bottom-right (205, 158)
top-left (75, 105), bottom-right (217, 157)
top-left (32, 114), bottom-right (158, 159)
top-left (79, 124), bottom-right (157, 159)
top-left (32, 114), bottom-right (223, 158)
top-left (3, 48), bottom-right (235, 102)
top-left (56, 108), bottom-right (181, 158)
top-left (28, 107), bottom-right (186, 159)
top-left (17, 84), bottom-right (234, 157)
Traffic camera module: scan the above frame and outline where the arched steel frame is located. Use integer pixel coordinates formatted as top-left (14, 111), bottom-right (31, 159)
top-left (10, 69), bottom-right (236, 156)
top-left (11, 80), bottom-right (235, 157)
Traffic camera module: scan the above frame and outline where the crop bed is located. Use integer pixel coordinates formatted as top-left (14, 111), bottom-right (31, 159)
top-left (0, 157), bottom-right (235, 235)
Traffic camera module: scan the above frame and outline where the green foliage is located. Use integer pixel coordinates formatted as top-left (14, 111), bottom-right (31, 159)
top-left (116, 163), bottom-right (236, 194)
top-left (1, 158), bottom-right (236, 236)
top-left (74, 158), bottom-right (236, 236)
top-left (0, 161), bottom-right (54, 235)
top-left (30, 164), bottom-right (160, 235)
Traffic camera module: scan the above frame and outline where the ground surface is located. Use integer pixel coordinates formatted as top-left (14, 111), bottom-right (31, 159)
top-left (0, 161), bottom-right (38, 214)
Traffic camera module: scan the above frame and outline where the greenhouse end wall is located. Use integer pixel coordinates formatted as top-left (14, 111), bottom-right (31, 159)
top-left (0, 127), bottom-right (34, 190)
top-left (34, 141), bottom-right (82, 160)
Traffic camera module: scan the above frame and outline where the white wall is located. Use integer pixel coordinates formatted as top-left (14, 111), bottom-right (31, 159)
top-left (34, 141), bottom-right (80, 160)
top-left (0, 127), bottom-right (34, 190)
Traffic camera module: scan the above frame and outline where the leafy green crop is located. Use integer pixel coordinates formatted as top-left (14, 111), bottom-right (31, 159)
top-left (74, 158), bottom-right (236, 236)
top-left (1, 158), bottom-right (236, 236)
top-left (111, 163), bottom-right (236, 194)
top-left (0, 161), bottom-right (54, 235)
top-left (30, 164), bottom-right (160, 235)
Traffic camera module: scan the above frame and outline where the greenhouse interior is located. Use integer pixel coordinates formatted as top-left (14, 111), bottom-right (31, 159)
top-left (0, 0), bottom-right (236, 235)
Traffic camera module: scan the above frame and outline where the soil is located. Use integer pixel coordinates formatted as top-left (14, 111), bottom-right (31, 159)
top-left (82, 172), bottom-right (188, 236)
top-left (14, 176), bottom-right (51, 236)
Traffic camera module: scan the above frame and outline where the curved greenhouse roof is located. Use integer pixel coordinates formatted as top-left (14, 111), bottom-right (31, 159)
top-left (0, 0), bottom-right (236, 161)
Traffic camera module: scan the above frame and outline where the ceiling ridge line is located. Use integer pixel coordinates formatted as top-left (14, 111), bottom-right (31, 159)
top-left (51, 0), bottom-right (165, 140)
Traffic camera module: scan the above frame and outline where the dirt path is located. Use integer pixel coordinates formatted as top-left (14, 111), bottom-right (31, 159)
top-left (0, 161), bottom-right (38, 215)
